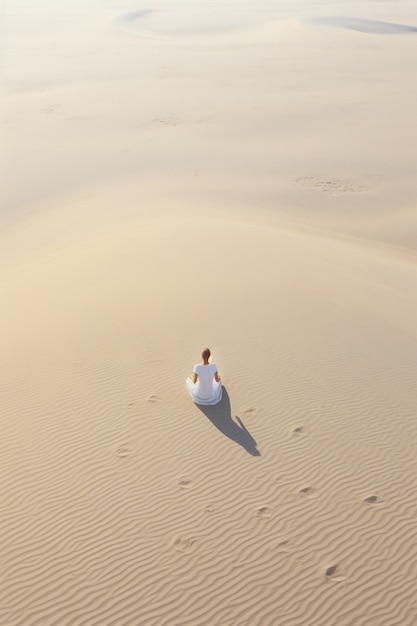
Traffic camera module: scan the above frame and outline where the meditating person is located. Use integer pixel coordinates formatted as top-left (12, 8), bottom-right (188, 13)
top-left (186, 348), bottom-right (222, 405)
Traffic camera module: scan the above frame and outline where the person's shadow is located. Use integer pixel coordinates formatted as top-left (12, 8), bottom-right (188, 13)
top-left (195, 387), bottom-right (260, 456)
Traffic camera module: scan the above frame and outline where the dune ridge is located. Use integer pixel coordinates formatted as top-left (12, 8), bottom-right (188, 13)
top-left (302, 16), bottom-right (417, 34)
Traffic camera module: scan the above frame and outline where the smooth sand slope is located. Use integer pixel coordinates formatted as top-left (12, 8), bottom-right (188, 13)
top-left (2, 1), bottom-right (417, 625)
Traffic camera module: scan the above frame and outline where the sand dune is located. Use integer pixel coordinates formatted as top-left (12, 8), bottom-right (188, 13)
top-left (116, 9), bottom-right (417, 43)
top-left (115, 6), bottom-right (271, 42)
top-left (303, 16), bottom-right (417, 34)
top-left (2, 0), bottom-right (417, 624)
top-left (1, 204), bottom-right (417, 625)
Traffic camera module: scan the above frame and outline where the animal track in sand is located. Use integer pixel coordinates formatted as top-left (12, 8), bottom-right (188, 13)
top-left (147, 394), bottom-right (160, 403)
top-left (114, 444), bottom-right (133, 458)
top-left (256, 507), bottom-right (272, 519)
top-left (295, 176), bottom-right (376, 195)
top-left (324, 564), bottom-right (347, 582)
top-left (172, 536), bottom-right (198, 554)
top-left (298, 486), bottom-right (318, 499)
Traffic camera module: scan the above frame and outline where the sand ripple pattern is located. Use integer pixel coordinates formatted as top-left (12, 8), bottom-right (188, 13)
top-left (1, 216), bottom-right (417, 626)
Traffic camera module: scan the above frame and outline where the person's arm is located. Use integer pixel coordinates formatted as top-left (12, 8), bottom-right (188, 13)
top-left (193, 372), bottom-right (198, 384)
top-left (214, 370), bottom-right (220, 383)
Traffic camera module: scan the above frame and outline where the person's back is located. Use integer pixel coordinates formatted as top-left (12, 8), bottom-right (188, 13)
top-left (186, 348), bottom-right (222, 406)
top-left (194, 363), bottom-right (218, 397)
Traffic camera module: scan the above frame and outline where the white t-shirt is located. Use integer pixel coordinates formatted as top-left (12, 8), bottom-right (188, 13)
top-left (194, 363), bottom-right (218, 397)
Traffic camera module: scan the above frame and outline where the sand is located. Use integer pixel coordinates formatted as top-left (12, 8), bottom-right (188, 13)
top-left (2, 1), bottom-right (417, 625)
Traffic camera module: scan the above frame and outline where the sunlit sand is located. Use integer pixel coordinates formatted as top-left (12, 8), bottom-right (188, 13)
top-left (2, 1), bottom-right (417, 624)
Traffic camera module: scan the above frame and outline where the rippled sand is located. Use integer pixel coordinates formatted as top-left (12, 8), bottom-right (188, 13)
top-left (2, 1), bottom-right (417, 625)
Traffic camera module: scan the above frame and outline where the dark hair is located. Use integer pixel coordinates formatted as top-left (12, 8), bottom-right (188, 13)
top-left (202, 347), bottom-right (211, 360)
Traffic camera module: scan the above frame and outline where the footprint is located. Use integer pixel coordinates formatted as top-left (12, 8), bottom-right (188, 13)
top-left (293, 426), bottom-right (305, 436)
top-left (172, 536), bottom-right (197, 554)
top-left (256, 507), bottom-right (272, 519)
top-left (147, 395), bottom-right (160, 403)
top-left (152, 115), bottom-right (182, 127)
top-left (178, 478), bottom-right (193, 489)
top-left (114, 444), bottom-right (133, 458)
top-left (42, 104), bottom-right (63, 115)
top-left (295, 176), bottom-right (372, 195)
top-left (324, 564), bottom-right (346, 582)
top-left (364, 495), bottom-right (380, 505)
top-left (298, 487), bottom-right (318, 499)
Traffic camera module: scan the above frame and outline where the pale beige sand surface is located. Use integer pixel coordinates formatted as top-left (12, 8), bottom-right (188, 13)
top-left (2, 1), bottom-right (417, 625)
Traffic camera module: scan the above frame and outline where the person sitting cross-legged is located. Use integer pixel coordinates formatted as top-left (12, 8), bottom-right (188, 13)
top-left (186, 347), bottom-right (222, 406)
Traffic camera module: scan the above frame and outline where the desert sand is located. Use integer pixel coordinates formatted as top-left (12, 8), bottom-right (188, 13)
top-left (2, 1), bottom-right (417, 625)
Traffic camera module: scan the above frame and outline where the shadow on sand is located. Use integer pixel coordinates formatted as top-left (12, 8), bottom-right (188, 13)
top-left (195, 387), bottom-right (260, 456)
